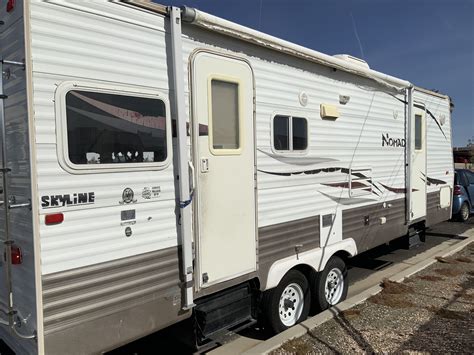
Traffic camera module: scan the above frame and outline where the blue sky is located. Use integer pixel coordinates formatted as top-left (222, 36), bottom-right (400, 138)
top-left (163, 0), bottom-right (473, 146)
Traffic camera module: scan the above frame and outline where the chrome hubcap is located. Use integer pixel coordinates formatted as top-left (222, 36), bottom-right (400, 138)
top-left (279, 283), bottom-right (304, 326)
top-left (462, 205), bottom-right (469, 220)
top-left (325, 268), bottom-right (344, 305)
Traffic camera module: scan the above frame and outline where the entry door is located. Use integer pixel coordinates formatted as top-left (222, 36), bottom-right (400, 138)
top-left (192, 52), bottom-right (256, 288)
top-left (411, 106), bottom-right (427, 220)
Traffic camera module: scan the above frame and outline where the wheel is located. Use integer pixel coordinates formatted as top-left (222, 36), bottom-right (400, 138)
top-left (262, 270), bottom-right (311, 334)
top-left (457, 202), bottom-right (470, 222)
top-left (311, 256), bottom-right (348, 312)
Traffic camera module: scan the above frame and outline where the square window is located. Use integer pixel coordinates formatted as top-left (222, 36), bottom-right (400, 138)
top-left (272, 115), bottom-right (308, 152)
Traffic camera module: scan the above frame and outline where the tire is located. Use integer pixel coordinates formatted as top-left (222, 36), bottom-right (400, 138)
top-left (457, 202), bottom-right (470, 222)
top-left (262, 270), bottom-right (311, 334)
top-left (311, 256), bottom-right (348, 312)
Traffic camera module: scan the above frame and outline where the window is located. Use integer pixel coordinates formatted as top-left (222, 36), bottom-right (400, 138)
top-left (415, 114), bottom-right (422, 150)
top-left (211, 80), bottom-right (240, 150)
top-left (65, 90), bottom-right (167, 166)
top-left (455, 172), bottom-right (468, 186)
top-left (273, 116), bottom-right (289, 150)
top-left (273, 115), bottom-right (308, 152)
top-left (467, 171), bottom-right (474, 185)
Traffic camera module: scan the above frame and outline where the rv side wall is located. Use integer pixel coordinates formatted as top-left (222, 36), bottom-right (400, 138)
top-left (0, 1), bottom-right (39, 354)
top-left (24, 2), bottom-right (455, 354)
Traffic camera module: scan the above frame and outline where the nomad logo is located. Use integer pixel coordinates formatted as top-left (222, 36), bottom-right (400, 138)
top-left (382, 133), bottom-right (405, 148)
top-left (41, 192), bottom-right (95, 208)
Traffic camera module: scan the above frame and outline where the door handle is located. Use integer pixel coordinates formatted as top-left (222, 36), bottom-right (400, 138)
top-left (188, 161), bottom-right (195, 190)
top-left (8, 196), bottom-right (31, 210)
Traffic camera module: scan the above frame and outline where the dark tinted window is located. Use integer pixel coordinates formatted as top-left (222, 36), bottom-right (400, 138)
top-left (292, 117), bottom-right (307, 150)
top-left (66, 91), bottom-right (167, 165)
top-left (467, 171), bottom-right (474, 185)
top-left (273, 115), bottom-right (307, 151)
top-left (456, 171), bottom-right (468, 186)
top-left (273, 115), bottom-right (289, 150)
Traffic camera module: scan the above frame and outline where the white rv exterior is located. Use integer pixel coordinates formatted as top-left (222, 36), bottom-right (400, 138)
top-left (0, 1), bottom-right (453, 354)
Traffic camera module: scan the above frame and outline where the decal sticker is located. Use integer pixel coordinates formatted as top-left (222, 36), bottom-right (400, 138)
top-left (142, 186), bottom-right (161, 199)
top-left (142, 187), bottom-right (152, 200)
top-left (426, 177), bottom-right (447, 186)
top-left (120, 188), bottom-right (136, 204)
top-left (386, 93), bottom-right (447, 140)
top-left (379, 183), bottom-right (418, 194)
top-left (152, 186), bottom-right (161, 197)
top-left (382, 133), bottom-right (405, 148)
top-left (41, 192), bottom-right (95, 209)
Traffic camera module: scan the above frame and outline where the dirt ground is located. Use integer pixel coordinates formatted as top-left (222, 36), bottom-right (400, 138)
top-left (273, 242), bottom-right (474, 354)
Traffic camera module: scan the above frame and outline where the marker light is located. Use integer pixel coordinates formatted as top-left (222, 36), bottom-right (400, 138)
top-left (45, 213), bottom-right (64, 225)
top-left (6, 0), bottom-right (15, 13)
top-left (4, 244), bottom-right (22, 265)
top-left (11, 245), bottom-right (22, 265)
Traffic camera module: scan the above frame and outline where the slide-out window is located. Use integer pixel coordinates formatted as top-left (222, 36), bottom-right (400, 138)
top-left (415, 114), bottom-right (422, 150)
top-left (65, 90), bottom-right (167, 166)
top-left (273, 115), bottom-right (308, 152)
top-left (210, 80), bottom-right (240, 150)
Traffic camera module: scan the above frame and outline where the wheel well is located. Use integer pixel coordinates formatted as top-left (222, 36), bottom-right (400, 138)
top-left (291, 263), bottom-right (317, 281)
top-left (331, 250), bottom-right (352, 263)
top-left (289, 250), bottom-right (352, 281)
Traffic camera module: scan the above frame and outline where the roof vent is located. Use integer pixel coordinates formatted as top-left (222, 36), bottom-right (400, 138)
top-left (333, 54), bottom-right (369, 69)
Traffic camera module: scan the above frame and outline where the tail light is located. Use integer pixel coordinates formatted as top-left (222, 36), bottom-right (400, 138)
top-left (6, 0), bottom-right (15, 13)
top-left (3, 244), bottom-right (22, 265)
top-left (45, 213), bottom-right (64, 225)
top-left (453, 185), bottom-right (463, 196)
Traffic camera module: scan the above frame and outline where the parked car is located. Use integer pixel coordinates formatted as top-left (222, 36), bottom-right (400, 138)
top-left (452, 169), bottom-right (474, 221)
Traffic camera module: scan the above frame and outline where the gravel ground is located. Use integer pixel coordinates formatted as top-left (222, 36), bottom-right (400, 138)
top-left (272, 242), bottom-right (474, 354)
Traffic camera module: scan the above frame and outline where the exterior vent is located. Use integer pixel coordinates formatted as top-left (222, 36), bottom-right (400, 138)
top-left (333, 54), bottom-right (370, 69)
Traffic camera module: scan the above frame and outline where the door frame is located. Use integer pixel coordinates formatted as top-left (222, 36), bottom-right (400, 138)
top-left (409, 102), bottom-right (427, 222)
top-left (189, 49), bottom-right (258, 293)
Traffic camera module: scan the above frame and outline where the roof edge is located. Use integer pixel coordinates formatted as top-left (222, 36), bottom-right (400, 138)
top-left (122, 2), bottom-right (412, 92)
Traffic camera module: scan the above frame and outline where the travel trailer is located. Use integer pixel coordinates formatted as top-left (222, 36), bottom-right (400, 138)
top-left (0, 1), bottom-right (453, 354)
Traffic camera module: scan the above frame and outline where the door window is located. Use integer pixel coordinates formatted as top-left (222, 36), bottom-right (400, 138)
top-left (414, 114), bottom-right (422, 150)
top-left (210, 80), bottom-right (240, 151)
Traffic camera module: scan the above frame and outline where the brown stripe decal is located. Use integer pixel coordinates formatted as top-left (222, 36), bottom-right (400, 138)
top-left (258, 216), bottom-right (320, 268)
top-left (379, 183), bottom-right (418, 194)
top-left (426, 176), bottom-right (447, 186)
top-left (426, 190), bottom-right (450, 227)
top-left (42, 247), bottom-right (182, 335)
top-left (343, 199), bottom-right (407, 253)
